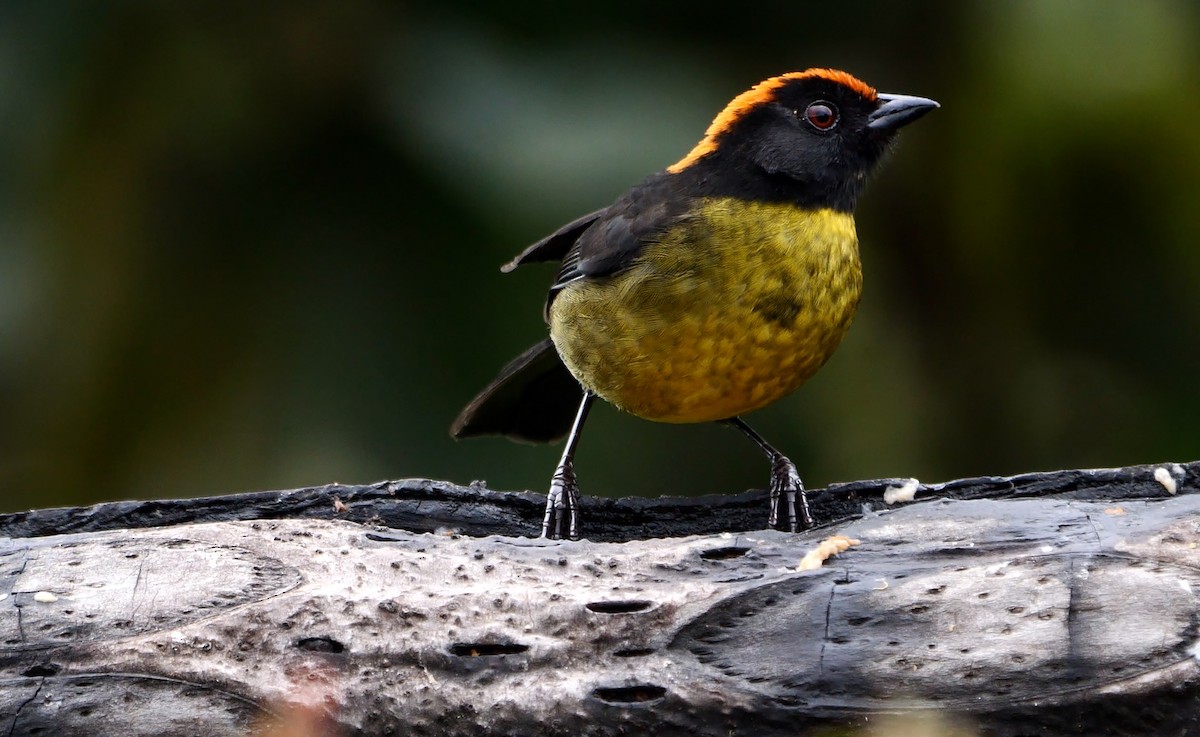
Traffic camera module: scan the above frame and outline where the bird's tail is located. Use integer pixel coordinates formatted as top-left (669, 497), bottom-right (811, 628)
top-left (450, 338), bottom-right (582, 444)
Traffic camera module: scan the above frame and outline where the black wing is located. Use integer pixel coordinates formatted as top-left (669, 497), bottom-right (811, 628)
top-left (452, 175), bottom-right (694, 444)
top-left (549, 175), bottom-right (692, 294)
top-left (500, 208), bottom-right (608, 273)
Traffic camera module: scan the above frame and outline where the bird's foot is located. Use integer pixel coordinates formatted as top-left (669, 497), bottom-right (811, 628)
top-left (768, 454), bottom-right (813, 532)
top-left (541, 461), bottom-right (581, 540)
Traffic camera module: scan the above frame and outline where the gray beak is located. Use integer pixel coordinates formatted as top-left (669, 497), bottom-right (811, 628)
top-left (867, 93), bottom-right (940, 131)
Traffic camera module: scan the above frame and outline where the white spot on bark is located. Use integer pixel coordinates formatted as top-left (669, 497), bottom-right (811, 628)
top-left (883, 478), bottom-right (920, 505)
top-left (1155, 466), bottom-right (1178, 495)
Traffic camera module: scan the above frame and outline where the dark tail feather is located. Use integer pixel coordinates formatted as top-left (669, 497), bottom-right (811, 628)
top-left (450, 338), bottom-right (583, 444)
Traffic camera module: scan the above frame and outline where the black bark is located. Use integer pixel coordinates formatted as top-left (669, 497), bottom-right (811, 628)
top-left (0, 460), bottom-right (1197, 736)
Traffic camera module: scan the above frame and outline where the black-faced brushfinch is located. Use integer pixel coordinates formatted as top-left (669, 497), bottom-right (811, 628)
top-left (452, 69), bottom-right (938, 539)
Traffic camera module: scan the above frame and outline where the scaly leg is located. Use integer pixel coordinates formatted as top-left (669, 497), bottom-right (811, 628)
top-left (541, 391), bottom-right (596, 539)
top-left (723, 417), bottom-right (814, 532)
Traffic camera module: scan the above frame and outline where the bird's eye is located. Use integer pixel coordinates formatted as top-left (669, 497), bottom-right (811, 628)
top-left (803, 101), bottom-right (838, 131)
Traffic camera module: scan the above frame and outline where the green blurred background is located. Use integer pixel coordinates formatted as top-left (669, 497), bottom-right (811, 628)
top-left (2, 1), bottom-right (1198, 514)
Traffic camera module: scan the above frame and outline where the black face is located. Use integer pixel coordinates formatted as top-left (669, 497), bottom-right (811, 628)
top-left (739, 78), bottom-right (892, 196)
top-left (669, 75), bottom-right (935, 212)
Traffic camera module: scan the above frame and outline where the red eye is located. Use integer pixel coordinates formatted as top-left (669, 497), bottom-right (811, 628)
top-left (804, 101), bottom-right (838, 131)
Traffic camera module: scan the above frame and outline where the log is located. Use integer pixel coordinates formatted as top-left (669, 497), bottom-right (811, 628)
top-left (0, 460), bottom-right (1197, 736)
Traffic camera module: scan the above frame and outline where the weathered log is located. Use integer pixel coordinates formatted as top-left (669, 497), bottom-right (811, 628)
top-left (0, 460), bottom-right (1197, 736)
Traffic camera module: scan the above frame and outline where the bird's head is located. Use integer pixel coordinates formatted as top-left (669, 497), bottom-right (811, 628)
top-left (669, 69), bottom-right (938, 210)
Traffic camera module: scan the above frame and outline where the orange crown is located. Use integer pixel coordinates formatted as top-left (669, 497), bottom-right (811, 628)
top-left (667, 69), bottom-right (878, 174)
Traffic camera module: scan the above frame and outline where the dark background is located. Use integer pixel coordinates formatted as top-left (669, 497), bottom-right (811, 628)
top-left (2, 1), bottom-right (1198, 514)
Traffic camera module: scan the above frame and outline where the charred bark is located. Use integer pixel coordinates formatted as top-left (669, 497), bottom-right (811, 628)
top-left (0, 461), bottom-right (1197, 736)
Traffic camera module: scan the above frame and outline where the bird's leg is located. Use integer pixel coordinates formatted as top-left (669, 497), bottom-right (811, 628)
top-left (541, 390), bottom-right (596, 539)
top-left (723, 417), bottom-right (814, 532)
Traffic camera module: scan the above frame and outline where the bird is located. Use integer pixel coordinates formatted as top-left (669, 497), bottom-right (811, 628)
top-left (451, 68), bottom-right (938, 539)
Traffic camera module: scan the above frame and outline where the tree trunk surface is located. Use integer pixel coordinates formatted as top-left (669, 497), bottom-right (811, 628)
top-left (1, 460), bottom-right (1198, 736)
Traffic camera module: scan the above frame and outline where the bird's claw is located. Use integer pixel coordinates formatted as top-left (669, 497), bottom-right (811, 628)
top-left (541, 462), bottom-right (580, 539)
top-left (768, 454), bottom-right (812, 532)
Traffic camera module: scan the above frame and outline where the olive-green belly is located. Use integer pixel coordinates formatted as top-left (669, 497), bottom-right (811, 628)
top-left (549, 200), bottom-right (862, 423)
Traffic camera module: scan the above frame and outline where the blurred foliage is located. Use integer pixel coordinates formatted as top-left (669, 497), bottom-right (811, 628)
top-left (2, 0), bottom-right (1199, 514)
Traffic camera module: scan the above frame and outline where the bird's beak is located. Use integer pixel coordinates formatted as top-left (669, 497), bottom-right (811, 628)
top-left (867, 93), bottom-right (940, 131)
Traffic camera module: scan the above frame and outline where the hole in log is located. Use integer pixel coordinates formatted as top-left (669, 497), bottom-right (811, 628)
top-left (296, 637), bottom-right (346, 653)
top-left (22, 663), bottom-right (60, 677)
top-left (586, 600), bottom-right (653, 614)
top-left (449, 642), bottom-right (529, 657)
top-left (699, 547), bottom-right (749, 560)
top-left (613, 648), bottom-right (655, 658)
top-left (592, 684), bottom-right (667, 704)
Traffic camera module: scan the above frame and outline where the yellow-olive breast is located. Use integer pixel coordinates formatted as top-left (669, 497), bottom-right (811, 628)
top-left (549, 199), bottom-right (862, 423)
